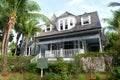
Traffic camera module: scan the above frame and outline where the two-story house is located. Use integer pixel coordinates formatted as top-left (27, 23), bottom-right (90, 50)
top-left (30, 11), bottom-right (106, 60)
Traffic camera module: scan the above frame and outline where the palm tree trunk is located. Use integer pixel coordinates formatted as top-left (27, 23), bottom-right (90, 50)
top-left (2, 26), bottom-right (8, 54)
top-left (15, 32), bottom-right (21, 55)
top-left (2, 13), bottom-right (17, 75)
top-left (24, 37), bottom-right (29, 56)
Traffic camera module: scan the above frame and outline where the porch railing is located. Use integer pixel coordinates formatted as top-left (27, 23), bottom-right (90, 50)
top-left (45, 48), bottom-right (84, 58)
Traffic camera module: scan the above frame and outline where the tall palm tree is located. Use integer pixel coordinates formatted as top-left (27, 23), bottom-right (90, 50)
top-left (14, 1), bottom-right (50, 55)
top-left (0, 0), bottom-right (49, 74)
top-left (0, 0), bottom-right (50, 55)
top-left (22, 20), bottom-right (41, 56)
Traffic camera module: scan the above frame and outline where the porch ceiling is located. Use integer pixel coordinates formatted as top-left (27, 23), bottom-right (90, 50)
top-left (36, 34), bottom-right (99, 44)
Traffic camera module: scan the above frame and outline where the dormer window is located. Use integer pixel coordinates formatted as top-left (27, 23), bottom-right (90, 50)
top-left (65, 19), bottom-right (68, 29)
top-left (70, 19), bottom-right (73, 26)
top-left (81, 15), bottom-right (91, 25)
top-left (60, 20), bottom-right (63, 30)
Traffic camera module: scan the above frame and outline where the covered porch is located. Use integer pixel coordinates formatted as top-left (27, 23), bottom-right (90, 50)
top-left (36, 34), bottom-right (103, 58)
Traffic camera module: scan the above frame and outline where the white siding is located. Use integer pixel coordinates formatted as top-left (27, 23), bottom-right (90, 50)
top-left (57, 16), bottom-right (77, 31)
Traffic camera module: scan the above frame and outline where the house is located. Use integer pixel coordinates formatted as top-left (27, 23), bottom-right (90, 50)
top-left (30, 11), bottom-right (107, 61)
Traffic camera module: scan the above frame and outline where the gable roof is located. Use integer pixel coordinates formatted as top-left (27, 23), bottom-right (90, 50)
top-left (58, 11), bottom-right (75, 18)
top-left (36, 11), bottom-right (101, 38)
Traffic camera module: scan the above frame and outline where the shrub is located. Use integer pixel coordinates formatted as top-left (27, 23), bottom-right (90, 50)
top-left (78, 74), bottom-right (87, 80)
top-left (94, 73), bottom-right (103, 80)
top-left (44, 72), bottom-right (72, 80)
top-left (28, 63), bottom-right (37, 74)
top-left (46, 60), bottom-right (74, 75)
top-left (6, 73), bottom-right (23, 80)
top-left (114, 66), bottom-right (120, 80)
top-left (44, 72), bottom-right (61, 80)
top-left (23, 72), bottom-right (40, 80)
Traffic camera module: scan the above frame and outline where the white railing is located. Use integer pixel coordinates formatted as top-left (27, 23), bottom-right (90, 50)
top-left (45, 48), bottom-right (84, 58)
top-left (31, 53), bottom-right (41, 63)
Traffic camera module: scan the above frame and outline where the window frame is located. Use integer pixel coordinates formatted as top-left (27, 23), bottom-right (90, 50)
top-left (81, 15), bottom-right (91, 25)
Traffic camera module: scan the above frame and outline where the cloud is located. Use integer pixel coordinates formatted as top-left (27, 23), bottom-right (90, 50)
top-left (68, 0), bottom-right (83, 6)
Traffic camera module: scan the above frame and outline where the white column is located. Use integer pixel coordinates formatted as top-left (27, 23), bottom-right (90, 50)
top-left (99, 34), bottom-right (103, 52)
top-left (82, 40), bottom-right (87, 53)
top-left (60, 48), bottom-right (63, 57)
top-left (50, 43), bottom-right (52, 55)
top-left (28, 47), bottom-right (31, 56)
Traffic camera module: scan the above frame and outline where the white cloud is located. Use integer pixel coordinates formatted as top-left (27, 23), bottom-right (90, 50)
top-left (68, 0), bottom-right (83, 6)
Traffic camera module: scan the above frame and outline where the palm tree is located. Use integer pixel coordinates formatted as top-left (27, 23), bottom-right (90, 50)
top-left (103, 10), bottom-right (120, 39)
top-left (0, 0), bottom-right (50, 55)
top-left (14, 1), bottom-right (50, 55)
top-left (109, 2), bottom-right (120, 7)
top-left (22, 20), bottom-right (41, 56)
top-left (0, 0), bottom-right (49, 74)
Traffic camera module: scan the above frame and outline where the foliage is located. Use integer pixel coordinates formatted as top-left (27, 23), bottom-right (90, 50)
top-left (0, 56), bottom-right (32, 73)
top-left (46, 60), bottom-right (74, 74)
top-left (0, 72), bottom-right (40, 80)
top-left (94, 73), bottom-right (103, 80)
top-left (22, 72), bottom-right (40, 80)
top-left (78, 74), bottom-right (87, 80)
top-left (44, 72), bottom-right (61, 80)
top-left (114, 66), bottom-right (120, 80)
top-left (44, 72), bottom-right (72, 80)
top-left (0, 73), bottom-right (23, 80)
top-left (104, 32), bottom-right (119, 51)
top-left (28, 63), bottom-right (38, 74)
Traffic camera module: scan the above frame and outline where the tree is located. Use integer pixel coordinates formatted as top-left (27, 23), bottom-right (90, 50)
top-left (22, 20), bottom-right (41, 56)
top-left (14, 1), bottom-right (50, 55)
top-left (103, 10), bottom-right (120, 39)
top-left (104, 32), bottom-right (118, 51)
top-left (0, 0), bottom-right (49, 74)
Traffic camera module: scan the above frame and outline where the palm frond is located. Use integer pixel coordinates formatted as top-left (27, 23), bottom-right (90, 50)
top-left (108, 2), bottom-right (120, 7)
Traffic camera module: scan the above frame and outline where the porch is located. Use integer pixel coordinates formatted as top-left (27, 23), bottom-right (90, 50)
top-left (45, 48), bottom-right (84, 58)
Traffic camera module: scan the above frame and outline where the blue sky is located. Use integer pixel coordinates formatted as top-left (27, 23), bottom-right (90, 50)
top-left (35, 0), bottom-right (119, 27)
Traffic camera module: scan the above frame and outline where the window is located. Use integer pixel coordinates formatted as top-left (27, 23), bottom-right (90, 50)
top-left (60, 20), bottom-right (63, 30)
top-left (47, 27), bottom-right (50, 31)
top-left (65, 19), bottom-right (68, 29)
top-left (81, 15), bottom-right (91, 25)
top-left (70, 19), bottom-right (73, 26)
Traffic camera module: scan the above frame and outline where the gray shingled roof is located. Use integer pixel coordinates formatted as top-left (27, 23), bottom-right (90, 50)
top-left (36, 11), bottom-right (101, 38)
top-left (58, 11), bottom-right (75, 18)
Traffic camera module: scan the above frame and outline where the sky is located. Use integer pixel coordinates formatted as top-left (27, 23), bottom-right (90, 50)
top-left (35, 0), bottom-right (119, 27)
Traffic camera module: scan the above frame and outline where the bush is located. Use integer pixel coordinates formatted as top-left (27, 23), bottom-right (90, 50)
top-left (28, 63), bottom-right (37, 74)
top-left (94, 73), bottom-right (103, 80)
top-left (44, 72), bottom-right (61, 80)
top-left (78, 74), bottom-right (87, 80)
top-left (23, 72), bottom-right (40, 80)
top-left (114, 66), bottom-right (120, 80)
top-left (47, 60), bottom-right (74, 74)
top-left (44, 72), bottom-right (72, 80)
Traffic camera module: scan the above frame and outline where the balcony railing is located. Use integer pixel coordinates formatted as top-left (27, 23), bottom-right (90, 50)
top-left (45, 48), bottom-right (84, 58)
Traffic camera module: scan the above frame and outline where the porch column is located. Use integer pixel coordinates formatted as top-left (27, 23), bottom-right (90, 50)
top-left (82, 40), bottom-right (87, 53)
top-left (78, 40), bottom-right (80, 49)
top-left (74, 41), bottom-right (76, 49)
top-left (28, 47), bottom-right (31, 56)
top-left (99, 34), bottom-right (103, 52)
top-left (50, 43), bottom-right (52, 54)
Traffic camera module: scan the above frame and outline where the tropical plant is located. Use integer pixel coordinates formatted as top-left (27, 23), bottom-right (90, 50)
top-left (103, 10), bottom-right (120, 39)
top-left (108, 2), bottom-right (120, 7)
top-left (0, 0), bottom-right (49, 74)
top-left (14, 0), bottom-right (50, 55)
top-left (22, 20), bottom-right (41, 56)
